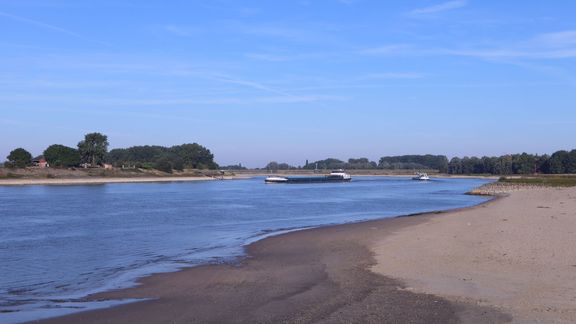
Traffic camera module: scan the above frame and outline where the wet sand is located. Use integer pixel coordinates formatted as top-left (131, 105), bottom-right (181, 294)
top-left (34, 200), bottom-right (510, 323)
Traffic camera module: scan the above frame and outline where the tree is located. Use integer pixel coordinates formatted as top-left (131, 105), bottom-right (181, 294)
top-left (7, 148), bottom-right (32, 168)
top-left (302, 158), bottom-right (345, 170)
top-left (448, 157), bottom-right (462, 174)
top-left (78, 132), bottom-right (109, 166)
top-left (548, 150), bottom-right (569, 174)
top-left (170, 143), bottom-right (218, 169)
top-left (266, 162), bottom-right (295, 170)
top-left (511, 153), bottom-right (536, 174)
top-left (105, 143), bottom-right (218, 170)
top-left (566, 150), bottom-right (576, 174)
top-left (107, 146), bottom-right (167, 167)
top-left (265, 161), bottom-right (279, 171)
top-left (346, 158), bottom-right (377, 169)
top-left (378, 155), bottom-right (448, 171)
top-left (154, 158), bottom-right (173, 173)
top-left (44, 144), bottom-right (80, 167)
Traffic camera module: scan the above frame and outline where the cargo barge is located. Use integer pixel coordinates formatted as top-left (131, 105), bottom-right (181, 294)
top-left (264, 170), bottom-right (352, 183)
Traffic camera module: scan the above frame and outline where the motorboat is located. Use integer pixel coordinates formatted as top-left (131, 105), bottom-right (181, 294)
top-left (412, 172), bottom-right (430, 181)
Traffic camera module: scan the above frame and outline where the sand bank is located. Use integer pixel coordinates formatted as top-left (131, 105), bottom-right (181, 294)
top-left (0, 176), bottom-right (243, 186)
top-left (372, 187), bottom-right (576, 323)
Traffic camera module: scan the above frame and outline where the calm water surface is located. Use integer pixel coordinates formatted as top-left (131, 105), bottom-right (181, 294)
top-left (0, 176), bottom-right (491, 322)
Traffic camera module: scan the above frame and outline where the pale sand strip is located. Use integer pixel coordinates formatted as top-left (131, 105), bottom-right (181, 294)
top-left (0, 176), bottom-right (243, 186)
top-left (372, 187), bottom-right (576, 323)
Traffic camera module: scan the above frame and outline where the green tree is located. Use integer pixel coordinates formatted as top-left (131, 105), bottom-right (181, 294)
top-left (302, 158), bottom-right (345, 170)
top-left (44, 144), bottom-right (80, 167)
top-left (548, 150), bottom-right (569, 174)
top-left (170, 143), bottom-right (218, 169)
top-left (264, 162), bottom-right (295, 170)
top-left (448, 157), bottom-right (462, 174)
top-left (378, 155), bottom-right (448, 171)
top-left (566, 150), bottom-right (576, 173)
top-left (6, 148), bottom-right (32, 168)
top-left (346, 158), bottom-right (377, 169)
top-left (511, 153), bottom-right (536, 174)
top-left (154, 158), bottom-right (173, 173)
top-left (78, 132), bottom-right (109, 166)
top-left (265, 161), bottom-right (279, 171)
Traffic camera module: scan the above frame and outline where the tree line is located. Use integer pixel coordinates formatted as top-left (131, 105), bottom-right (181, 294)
top-left (378, 155), bottom-right (448, 172)
top-left (107, 143), bottom-right (218, 172)
top-left (263, 158), bottom-right (378, 171)
top-left (262, 150), bottom-right (576, 175)
top-left (4, 132), bottom-right (219, 173)
top-left (447, 150), bottom-right (576, 175)
top-left (297, 156), bottom-right (444, 171)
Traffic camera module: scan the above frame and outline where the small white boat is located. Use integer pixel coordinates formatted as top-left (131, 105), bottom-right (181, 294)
top-left (327, 169), bottom-right (352, 181)
top-left (264, 176), bottom-right (289, 183)
top-left (412, 172), bottom-right (430, 181)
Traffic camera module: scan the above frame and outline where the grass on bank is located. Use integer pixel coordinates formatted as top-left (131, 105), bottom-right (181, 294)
top-left (499, 175), bottom-right (576, 187)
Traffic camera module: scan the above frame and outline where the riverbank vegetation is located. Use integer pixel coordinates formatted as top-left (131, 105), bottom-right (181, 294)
top-left (498, 175), bottom-right (576, 187)
top-left (264, 151), bottom-right (576, 175)
top-left (5, 136), bottom-right (576, 176)
top-left (446, 151), bottom-right (576, 175)
top-left (3, 132), bottom-right (219, 173)
top-left (107, 143), bottom-right (218, 172)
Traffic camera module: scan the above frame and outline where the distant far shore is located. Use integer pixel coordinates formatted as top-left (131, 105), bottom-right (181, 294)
top-left (0, 168), bottom-right (500, 186)
top-left (0, 166), bottom-right (523, 186)
top-left (6, 166), bottom-right (576, 187)
top-left (0, 167), bottom-right (245, 186)
top-left (0, 176), bottom-right (246, 186)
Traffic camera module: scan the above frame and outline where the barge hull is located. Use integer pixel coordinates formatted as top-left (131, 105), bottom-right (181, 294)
top-left (265, 177), bottom-right (352, 184)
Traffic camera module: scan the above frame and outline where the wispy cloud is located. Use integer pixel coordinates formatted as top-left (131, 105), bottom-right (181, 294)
top-left (162, 25), bottom-right (198, 37)
top-left (532, 30), bottom-right (576, 48)
top-left (0, 10), bottom-right (81, 37)
top-left (0, 10), bottom-right (110, 46)
top-left (0, 94), bottom-right (347, 106)
top-left (362, 46), bottom-right (576, 59)
top-left (245, 52), bottom-right (333, 62)
top-left (205, 74), bottom-right (303, 99)
top-left (360, 30), bottom-right (576, 60)
top-left (442, 48), bottom-right (576, 59)
top-left (353, 72), bottom-right (425, 80)
top-left (162, 21), bottom-right (345, 45)
top-left (162, 22), bottom-right (306, 39)
top-left (359, 44), bottom-right (414, 55)
top-left (409, 0), bottom-right (467, 15)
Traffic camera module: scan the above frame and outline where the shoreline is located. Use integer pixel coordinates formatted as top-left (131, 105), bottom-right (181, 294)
top-left (32, 191), bottom-right (508, 323)
top-left (0, 173), bottom-right (496, 186)
top-left (0, 175), bottom-right (245, 186)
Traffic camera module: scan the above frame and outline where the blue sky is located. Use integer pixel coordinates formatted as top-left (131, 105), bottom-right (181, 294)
top-left (1, 0), bottom-right (575, 167)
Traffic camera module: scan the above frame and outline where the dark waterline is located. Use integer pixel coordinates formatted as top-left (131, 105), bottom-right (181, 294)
top-left (0, 176), bottom-right (491, 323)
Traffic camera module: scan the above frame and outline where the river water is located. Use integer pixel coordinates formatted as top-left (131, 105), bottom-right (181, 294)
top-left (0, 176), bottom-right (491, 322)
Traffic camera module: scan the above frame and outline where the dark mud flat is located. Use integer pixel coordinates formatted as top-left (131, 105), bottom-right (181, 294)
top-left (34, 211), bottom-right (511, 324)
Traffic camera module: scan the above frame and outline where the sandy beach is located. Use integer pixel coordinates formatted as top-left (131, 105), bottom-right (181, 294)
top-left (32, 186), bottom-right (576, 323)
top-left (372, 187), bottom-right (576, 323)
